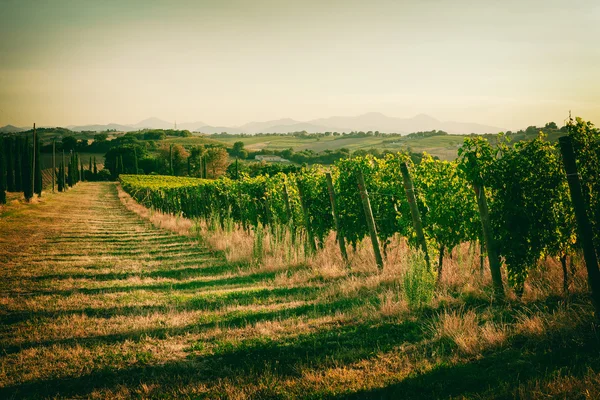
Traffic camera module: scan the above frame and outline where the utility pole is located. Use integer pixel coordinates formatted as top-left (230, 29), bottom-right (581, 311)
top-left (31, 123), bottom-right (36, 197)
top-left (52, 138), bottom-right (56, 193)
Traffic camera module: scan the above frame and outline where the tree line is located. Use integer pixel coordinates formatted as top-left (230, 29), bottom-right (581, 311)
top-left (0, 130), bottom-right (109, 203)
top-left (0, 130), bottom-right (42, 203)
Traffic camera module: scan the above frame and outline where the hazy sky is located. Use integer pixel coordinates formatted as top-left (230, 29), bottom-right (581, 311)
top-left (1, 0), bottom-right (598, 129)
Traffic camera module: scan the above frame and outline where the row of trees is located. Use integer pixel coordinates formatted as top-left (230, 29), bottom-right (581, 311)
top-left (0, 129), bottom-right (109, 203)
top-left (0, 130), bottom-right (42, 203)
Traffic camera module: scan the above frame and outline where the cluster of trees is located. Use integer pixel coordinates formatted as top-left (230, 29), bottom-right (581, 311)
top-left (122, 129), bottom-right (192, 141)
top-left (105, 138), bottom-right (231, 180)
top-left (0, 132), bottom-right (42, 203)
top-left (56, 152), bottom-right (99, 191)
top-left (226, 160), bottom-right (301, 179)
top-left (404, 130), bottom-right (449, 139)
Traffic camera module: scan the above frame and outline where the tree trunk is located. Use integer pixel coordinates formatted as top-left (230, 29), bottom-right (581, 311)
top-left (473, 183), bottom-right (504, 298)
top-left (559, 135), bottom-right (600, 320)
top-left (437, 245), bottom-right (445, 286)
top-left (560, 253), bottom-right (569, 295)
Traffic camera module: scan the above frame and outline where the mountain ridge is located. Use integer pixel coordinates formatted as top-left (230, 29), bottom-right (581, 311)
top-left (2, 114), bottom-right (504, 134)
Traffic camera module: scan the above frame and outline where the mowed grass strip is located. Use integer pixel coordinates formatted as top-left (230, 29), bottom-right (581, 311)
top-left (0, 182), bottom-right (599, 399)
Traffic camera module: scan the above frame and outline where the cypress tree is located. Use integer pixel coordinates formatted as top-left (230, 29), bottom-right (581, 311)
top-left (134, 147), bottom-right (139, 174)
top-left (62, 151), bottom-right (67, 190)
top-left (74, 154), bottom-right (79, 183)
top-left (72, 153), bottom-right (77, 185)
top-left (88, 157), bottom-right (92, 180)
top-left (80, 158), bottom-right (84, 182)
top-left (169, 144), bottom-right (173, 175)
top-left (57, 163), bottom-right (64, 192)
top-left (73, 153), bottom-right (77, 184)
top-left (5, 137), bottom-right (15, 192)
top-left (34, 130), bottom-right (42, 197)
top-left (66, 154), bottom-right (71, 187)
top-left (93, 156), bottom-right (97, 176)
top-left (22, 136), bottom-right (33, 201)
top-left (14, 137), bottom-right (22, 192)
top-left (67, 152), bottom-right (73, 187)
top-left (0, 139), bottom-right (6, 204)
top-left (114, 156), bottom-right (119, 180)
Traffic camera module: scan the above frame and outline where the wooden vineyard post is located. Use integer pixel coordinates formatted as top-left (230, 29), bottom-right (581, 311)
top-left (31, 123), bottom-right (36, 198)
top-left (264, 192), bottom-right (274, 228)
top-left (325, 172), bottom-right (348, 263)
top-left (559, 135), bottom-right (600, 318)
top-left (473, 182), bottom-right (504, 298)
top-left (52, 138), bottom-right (56, 193)
top-left (283, 183), bottom-right (293, 224)
top-left (297, 181), bottom-right (317, 253)
top-left (283, 182), bottom-right (296, 244)
top-left (399, 162), bottom-right (431, 271)
top-left (356, 170), bottom-right (384, 269)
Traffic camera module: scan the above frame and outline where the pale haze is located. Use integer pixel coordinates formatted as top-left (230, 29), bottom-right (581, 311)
top-left (1, 0), bottom-right (599, 130)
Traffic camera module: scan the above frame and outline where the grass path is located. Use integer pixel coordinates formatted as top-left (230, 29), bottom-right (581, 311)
top-left (0, 183), bottom-right (599, 399)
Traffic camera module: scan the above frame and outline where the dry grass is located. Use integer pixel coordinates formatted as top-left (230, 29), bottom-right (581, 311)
top-left (0, 182), bottom-right (598, 399)
top-left (429, 308), bottom-right (507, 355)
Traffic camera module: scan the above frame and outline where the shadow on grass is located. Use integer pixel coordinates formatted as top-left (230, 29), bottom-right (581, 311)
top-left (2, 316), bottom-right (598, 399)
top-left (19, 260), bottom-right (245, 285)
top-left (0, 284), bottom-right (322, 328)
top-left (1, 295), bottom-right (367, 354)
top-left (339, 327), bottom-right (600, 399)
top-left (0, 318), bottom-right (425, 399)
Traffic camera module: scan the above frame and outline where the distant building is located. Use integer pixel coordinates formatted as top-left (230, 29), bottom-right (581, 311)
top-left (255, 155), bottom-right (290, 163)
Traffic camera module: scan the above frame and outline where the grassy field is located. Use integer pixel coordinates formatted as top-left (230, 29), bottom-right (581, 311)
top-left (164, 135), bottom-right (236, 149)
top-left (1, 182), bottom-right (599, 399)
top-left (209, 134), bottom-right (469, 160)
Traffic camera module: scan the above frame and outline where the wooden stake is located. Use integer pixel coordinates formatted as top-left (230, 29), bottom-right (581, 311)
top-left (283, 183), bottom-right (293, 224)
top-left (264, 192), bottom-right (273, 227)
top-left (400, 162), bottom-right (431, 271)
top-left (559, 135), bottom-right (600, 318)
top-left (473, 182), bottom-right (504, 298)
top-left (356, 170), bottom-right (384, 269)
top-left (297, 181), bottom-right (317, 252)
top-left (325, 172), bottom-right (348, 262)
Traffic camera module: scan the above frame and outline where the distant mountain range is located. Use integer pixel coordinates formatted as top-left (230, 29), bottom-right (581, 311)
top-left (1, 113), bottom-right (504, 135)
top-left (0, 124), bottom-right (27, 133)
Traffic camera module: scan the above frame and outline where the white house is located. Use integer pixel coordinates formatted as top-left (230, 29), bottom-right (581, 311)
top-left (254, 155), bottom-right (290, 163)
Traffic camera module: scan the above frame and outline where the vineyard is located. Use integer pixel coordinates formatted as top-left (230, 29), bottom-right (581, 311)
top-left (120, 118), bottom-right (600, 301)
top-left (1, 119), bottom-right (599, 398)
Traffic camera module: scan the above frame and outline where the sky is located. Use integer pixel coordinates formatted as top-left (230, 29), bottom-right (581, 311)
top-left (0, 0), bottom-right (599, 130)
